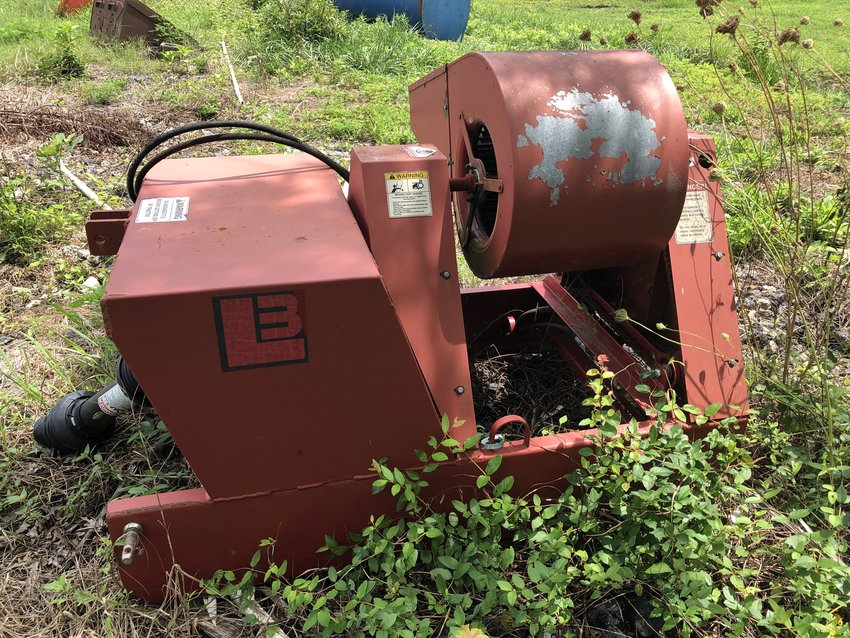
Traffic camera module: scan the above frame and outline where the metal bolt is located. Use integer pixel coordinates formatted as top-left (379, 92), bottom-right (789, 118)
top-left (479, 434), bottom-right (504, 451)
top-left (440, 270), bottom-right (451, 279)
top-left (714, 251), bottom-right (726, 261)
top-left (121, 522), bottom-right (143, 566)
top-left (727, 358), bottom-right (738, 368)
top-left (454, 385), bottom-right (465, 395)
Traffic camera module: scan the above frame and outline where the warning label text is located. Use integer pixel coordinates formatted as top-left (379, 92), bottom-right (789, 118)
top-left (384, 171), bottom-right (433, 218)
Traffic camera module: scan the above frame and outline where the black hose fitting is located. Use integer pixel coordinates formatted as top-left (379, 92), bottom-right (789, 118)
top-left (33, 387), bottom-right (118, 453)
top-left (32, 356), bottom-right (148, 453)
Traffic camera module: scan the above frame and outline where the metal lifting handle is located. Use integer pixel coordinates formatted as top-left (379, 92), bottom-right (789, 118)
top-left (479, 415), bottom-right (531, 452)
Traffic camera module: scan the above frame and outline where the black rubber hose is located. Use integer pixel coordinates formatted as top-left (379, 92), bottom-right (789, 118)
top-left (126, 121), bottom-right (349, 200)
top-left (131, 132), bottom-right (349, 202)
top-left (126, 121), bottom-right (307, 198)
top-left (32, 356), bottom-right (148, 454)
top-left (33, 388), bottom-right (118, 453)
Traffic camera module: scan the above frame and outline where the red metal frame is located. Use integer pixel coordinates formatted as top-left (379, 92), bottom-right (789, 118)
top-left (86, 209), bottom-right (131, 256)
top-left (94, 53), bottom-right (746, 601)
top-left (99, 140), bottom-right (745, 599)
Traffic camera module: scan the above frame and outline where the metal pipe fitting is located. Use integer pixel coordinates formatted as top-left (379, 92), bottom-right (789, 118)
top-left (120, 522), bottom-right (144, 565)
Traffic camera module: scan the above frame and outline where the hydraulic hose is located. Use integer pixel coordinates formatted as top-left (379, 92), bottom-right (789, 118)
top-left (126, 121), bottom-right (349, 201)
top-left (33, 356), bottom-right (147, 453)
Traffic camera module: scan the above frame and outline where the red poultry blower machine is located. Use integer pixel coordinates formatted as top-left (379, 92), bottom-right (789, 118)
top-left (35, 50), bottom-right (747, 600)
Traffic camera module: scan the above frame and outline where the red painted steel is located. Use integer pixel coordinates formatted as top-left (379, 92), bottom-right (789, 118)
top-left (102, 154), bottom-right (443, 499)
top-left (98, 55), bottom-right (748, 602)
top-left (86, 209), bottom-right (131, 256)
top-left (532, 275), bottom-right (666, 404)
top-left (666, 134), bottom-right (748, 417)
top-left (107, 422), bottom-right (621, 600)
top-left (57, 0), bottom-right (91, 14)
top-left (347, 146), bottom-right (475, 438)
top-left (409, 51), bottom-right (690, 278)
top-left (409, 65), bottom-right (451, 157)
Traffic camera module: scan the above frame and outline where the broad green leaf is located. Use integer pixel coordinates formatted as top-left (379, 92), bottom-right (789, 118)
top-left (485, 455), bottom-right (503, 476)
top-left (704, 402), bottom-right (722, 417)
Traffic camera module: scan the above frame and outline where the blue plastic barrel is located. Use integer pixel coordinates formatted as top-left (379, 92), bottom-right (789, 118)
top-left (332, 0), bottom-right (470, 40)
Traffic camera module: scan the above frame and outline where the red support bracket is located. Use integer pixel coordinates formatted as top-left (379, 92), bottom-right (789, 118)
top-left (86, 209), bottom-right (131, 256)
top-left (531, 275), bottom-right (664, 408)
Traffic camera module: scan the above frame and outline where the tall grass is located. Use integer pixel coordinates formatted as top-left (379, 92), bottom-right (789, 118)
top-left (703, 3), bottom-right (850, 478)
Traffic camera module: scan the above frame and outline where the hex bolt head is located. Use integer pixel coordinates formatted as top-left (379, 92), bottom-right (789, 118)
top-left (714, 252), bottom-right (726, 261)
top-left (440, 270), bottom-right (451, 279)
top-left (454, 385), bottom-right (465, 395)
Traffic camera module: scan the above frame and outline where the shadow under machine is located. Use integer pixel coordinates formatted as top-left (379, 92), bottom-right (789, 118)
top-left (34, 50), bottom-right (747, 600)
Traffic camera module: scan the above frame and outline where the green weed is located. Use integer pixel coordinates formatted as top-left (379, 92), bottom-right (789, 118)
top-left (37, 22), bottom-right (85, 79)
top-left (0, 19), bottom-right (42, 44)
top-left (330, 15), bottom-right (443, 76)
top-left (79, 77), bottom-right (129, 105)
top-left (262, 0), bottom-right (344, 43)
top-left (206, 376), bottom-right (850, 636)
top-left (0, 175), bottom-right (82, 265)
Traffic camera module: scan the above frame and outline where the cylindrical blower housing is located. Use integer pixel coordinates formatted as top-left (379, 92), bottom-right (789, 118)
top-left (412, 51), bottom-right (689, 278)
top-left (332, 0), bottom-right (469, 40)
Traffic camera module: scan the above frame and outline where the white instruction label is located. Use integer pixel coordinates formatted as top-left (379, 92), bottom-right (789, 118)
top-left (385, 171), bottom-right (433, 218)
top-left (136, 197), bottom-right (190, 223)
top-left (404, 146), bottom-right (437, 158)
top-left (675, 190), bottom-right (713, 244)
top-left (97, 384), bottom-right (132, 416)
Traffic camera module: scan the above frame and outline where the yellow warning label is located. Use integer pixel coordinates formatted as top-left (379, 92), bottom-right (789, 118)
top-left (384, 170), bottom-right (432, 218)
top-left (385, 171), bottom-right (428, 180)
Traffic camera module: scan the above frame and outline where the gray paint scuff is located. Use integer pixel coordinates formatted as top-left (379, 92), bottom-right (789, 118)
top-left (517, 89), bottom-right (662, 206)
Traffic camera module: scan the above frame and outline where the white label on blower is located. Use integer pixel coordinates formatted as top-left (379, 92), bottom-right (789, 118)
top-left (136, 197), bottom-right (190, 223)
top-left (675, 190), bottom-right (713, 244)
top-left (385, 171), bottom-right (432, 218)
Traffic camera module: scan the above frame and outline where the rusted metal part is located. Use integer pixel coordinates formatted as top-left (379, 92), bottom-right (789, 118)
top-left (481, 415), bottom-right (530, 452)
top-left (532, 275), bottom-right (665, 412)
top-left (449, 175), bottom-right (476, 192)
top-left (584, 286), bottom-right (670, 367)
top-left (86, 209), bottom-right (131, 256)
top-left (90, 0), bottom-right (189, 48)
top-left (410, 50), bottom-right (690, 278)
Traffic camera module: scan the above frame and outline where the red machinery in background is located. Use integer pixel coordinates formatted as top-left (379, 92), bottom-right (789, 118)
top-left (35, 51), bottom-right (746, 600)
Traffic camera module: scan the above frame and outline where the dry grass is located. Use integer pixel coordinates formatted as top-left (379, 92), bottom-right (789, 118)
top-left (0, 295), bottom-right (207, 636)
top-left (0, 84), bottom-right (148, 148)
top-left (471, 345), bottom-right (592, 437)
